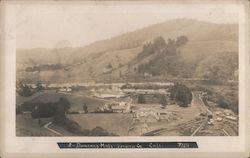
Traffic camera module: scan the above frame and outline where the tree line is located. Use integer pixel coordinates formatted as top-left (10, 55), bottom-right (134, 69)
top-left (25, 63), bottom-right (64, 72)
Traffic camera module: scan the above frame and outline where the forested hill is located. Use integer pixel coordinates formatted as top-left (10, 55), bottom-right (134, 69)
top-left (17, 19), bottom-right (238, 83)
top-left (116, 35), bottom-right (238, 82)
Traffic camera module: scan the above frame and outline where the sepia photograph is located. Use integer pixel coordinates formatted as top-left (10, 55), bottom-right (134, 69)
top-left (1, 0), bottom-right (250, 157)
top-left (15, 2), bottom-right (240, 137)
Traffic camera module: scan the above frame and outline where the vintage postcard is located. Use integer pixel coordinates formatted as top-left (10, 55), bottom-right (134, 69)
top-left (0, 0), bottom-right (249, 157)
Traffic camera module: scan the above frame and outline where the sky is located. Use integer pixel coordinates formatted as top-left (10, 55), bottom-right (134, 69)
top-left (16, 2), bottom-right (241, 49)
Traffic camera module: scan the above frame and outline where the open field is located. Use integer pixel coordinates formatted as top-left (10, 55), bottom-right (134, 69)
top-left (68, 113), bottom-right (133, 136)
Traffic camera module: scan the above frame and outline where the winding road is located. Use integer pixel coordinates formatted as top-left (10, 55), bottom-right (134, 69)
top-left (44, 122), bottom-right (63, 136)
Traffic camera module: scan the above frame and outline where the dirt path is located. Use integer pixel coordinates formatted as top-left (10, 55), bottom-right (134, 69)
top-left (44, 122), bottom-right (63, 136)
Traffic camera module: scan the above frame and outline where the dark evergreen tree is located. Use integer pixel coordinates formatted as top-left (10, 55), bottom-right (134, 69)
top-left (170, 83), bottom-right (192, 107)
top-left (138, 94), bottom-right (146, 104)
top-left (159, 95), bottom-right (167, 107)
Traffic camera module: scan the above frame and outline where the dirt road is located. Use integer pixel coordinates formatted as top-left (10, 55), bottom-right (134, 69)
top-left (44, 122), bottom-right (63, 136)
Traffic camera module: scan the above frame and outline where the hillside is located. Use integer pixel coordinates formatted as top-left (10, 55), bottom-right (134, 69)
top-left (17, 18), bottom-right (238, 83)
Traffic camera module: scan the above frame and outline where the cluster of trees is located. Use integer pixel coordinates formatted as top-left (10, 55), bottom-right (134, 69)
top-left (25, 63), bottom-right (64, 72)
top-left (17, 83), bottom-right (33, 97)
top-left (137, 36), bottom-right (189, 76)
top-left (170, 83), bottom-right (192, 107)
top-left (30, 97), bottom-right (70, 120)
top-left (139, 35), bottom-right (188, 59)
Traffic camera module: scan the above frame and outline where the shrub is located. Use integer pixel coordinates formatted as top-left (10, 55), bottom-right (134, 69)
top-left (81, 129), bottom-right (90, 136)
top-left (89, 126), bottom-right (117, 136)
top-left (217, 97), bottom-right (229, 109)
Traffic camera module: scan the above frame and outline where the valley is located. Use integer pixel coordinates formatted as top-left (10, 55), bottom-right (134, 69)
top-left (16, 18), bottom-right (239, 137)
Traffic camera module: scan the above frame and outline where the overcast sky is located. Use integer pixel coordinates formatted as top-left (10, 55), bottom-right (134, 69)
top-left (16, 2), bottom-right (240, 49)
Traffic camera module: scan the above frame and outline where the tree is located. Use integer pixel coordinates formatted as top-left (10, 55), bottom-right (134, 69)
top-left (176, 36), bottom-right (188, 47)
top-left (217, 97), bottom-right (229, 109)
top-left (31, 103), bottom-right (57, 119)
top-left (57, 97), bottom-right (70, 111)
top-left (170, 83), bottom-right (192, 107)
top-left (138, 94), bottom-right (146, 104)
top-left (53, 104), bottom-right (67, 125)
top-left (159, 95), bottom-right (167, 107)
top-left (153, 36), bottom-right (167, 50)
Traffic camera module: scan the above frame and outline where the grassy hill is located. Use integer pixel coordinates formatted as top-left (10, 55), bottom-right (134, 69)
top-left (17, 18), bottom-right (238, 83)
